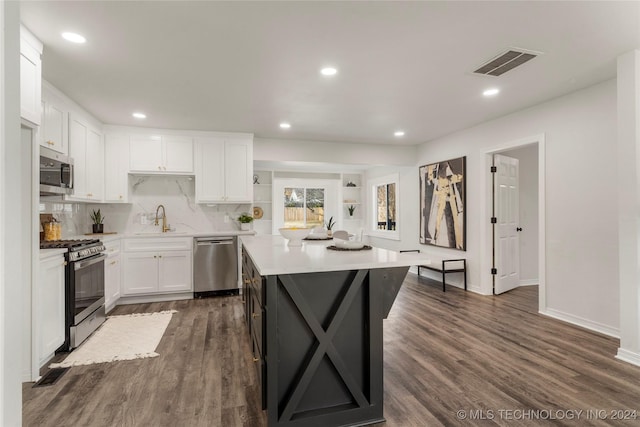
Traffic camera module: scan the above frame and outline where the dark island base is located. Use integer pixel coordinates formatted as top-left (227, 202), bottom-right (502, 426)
top-left (264, 266), bottom-right (409, 427)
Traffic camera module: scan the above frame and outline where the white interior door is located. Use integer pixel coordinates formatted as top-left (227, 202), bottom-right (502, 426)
top-left (494, 154), bottom-right (520, 294)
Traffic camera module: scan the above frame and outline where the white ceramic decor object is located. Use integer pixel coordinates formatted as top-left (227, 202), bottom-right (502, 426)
top-left (279, 227), bottom-right (312, 246)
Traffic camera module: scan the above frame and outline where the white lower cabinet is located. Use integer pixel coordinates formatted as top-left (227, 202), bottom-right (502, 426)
top-left (38, 254), bottom-right (66, 367)
top-left (104, 241), bottom-right (121, 311)
top-left (122, 237), bottom-right (192, 296)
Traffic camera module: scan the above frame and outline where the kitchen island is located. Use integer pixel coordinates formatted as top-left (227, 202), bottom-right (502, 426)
top-left (240, 235), bottom-right (430, 427)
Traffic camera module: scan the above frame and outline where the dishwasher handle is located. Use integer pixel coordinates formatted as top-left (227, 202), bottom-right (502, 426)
top-left (195, 238), bottom-right (235, 246)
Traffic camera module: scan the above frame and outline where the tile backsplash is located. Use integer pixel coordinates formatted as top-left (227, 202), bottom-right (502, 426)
top-left (39, 201), bottom-right (88, 238)
top-left (40, 176), bottom-right (252, 238)
top-left (93, 175), bottom-right (250, 234)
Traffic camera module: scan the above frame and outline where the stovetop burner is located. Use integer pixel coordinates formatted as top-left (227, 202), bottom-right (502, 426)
top-left (40, 239), bottom-right (101, 250)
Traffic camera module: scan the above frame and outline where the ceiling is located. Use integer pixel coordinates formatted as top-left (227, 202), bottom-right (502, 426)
top-left (20, 1), bottom-right (640, 146)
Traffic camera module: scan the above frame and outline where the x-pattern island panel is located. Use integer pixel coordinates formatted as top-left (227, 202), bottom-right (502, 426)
top-left (240, 235), bottom-right (430, 427)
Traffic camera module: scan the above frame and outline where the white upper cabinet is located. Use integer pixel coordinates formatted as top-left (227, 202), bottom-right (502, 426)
top-left (194, 135), bottom-right (253, 203)
top-left (68, 114), bottom-right (104, 202)
top-left (20, 26), bottom-right (43, 126)
top-left (104, 134), bottom-right (130, 202)
top-left (40, 84), bottom-right (69, 154)
top-left (129, 135), bottom-right (193, 173)
top-left (163, 136), bottom-right (194, 173)
top-left (195, 138), bottom-right (225, 201)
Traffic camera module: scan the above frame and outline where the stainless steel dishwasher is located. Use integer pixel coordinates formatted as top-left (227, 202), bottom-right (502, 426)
top-left (193, 236), bottom-right (238, 297)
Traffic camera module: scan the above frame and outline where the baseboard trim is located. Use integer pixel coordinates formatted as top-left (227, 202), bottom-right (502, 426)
top-left (540, 308), bottom-right (619, 338)
top-left (117, 292), bottom-right (193, 306)
top-left (616, 348), bottom-right (640, 367)
top-left (519, 279), bottom-right (538, 286)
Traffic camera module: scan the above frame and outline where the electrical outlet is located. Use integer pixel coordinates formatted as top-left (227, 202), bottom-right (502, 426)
top-left (224, 214), bottom-right (229, 223)
top-left (140, 214), bottom-right (148, 225)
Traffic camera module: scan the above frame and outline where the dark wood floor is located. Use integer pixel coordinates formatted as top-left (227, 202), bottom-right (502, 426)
top-left (23, 275), bottom-right (640, 426)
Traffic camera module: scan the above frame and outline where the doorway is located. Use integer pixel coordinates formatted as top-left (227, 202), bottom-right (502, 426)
top-left (483, 135), bottom-right (545, 310)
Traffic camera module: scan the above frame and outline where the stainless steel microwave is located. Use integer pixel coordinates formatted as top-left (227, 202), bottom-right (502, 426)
top-left (40, 146), bottom-right (74, 195)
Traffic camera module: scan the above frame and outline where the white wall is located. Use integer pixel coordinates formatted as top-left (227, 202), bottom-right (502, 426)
top-left (417, 79), bottom-right (619, 335)
top-left (255, 137), bottom-right (417, 166)
top-left (2, 2), bottom-right (23, 425)
top-left (501, 145), bottom-right (539, 284)
top-left (616, 50), bottom-right (640, 366)
top-left (365, 166), bottom-right (420, 252)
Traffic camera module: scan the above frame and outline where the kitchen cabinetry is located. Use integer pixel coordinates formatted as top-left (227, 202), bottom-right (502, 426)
top-left (104, 134), bottom-right (130, 202)
top-left (104, 240), bottom-right (121, 312)
top-left (68, 114), bottom-right (104, 201)
top-left (122, 237), bottom-right (192, 296)
top-left (20, 26), bottom-right (43, 126)
top-left (39, 83), bottom-right (69, 154)
top-left (242, 247), bottom-right (266, 409)
top-left (129, 135), bottom-right (193, 174)
top-left (195, 136), bottom-right (253, 203)
top-left (252, 170), bottom-right (273, 235)
top-left (38, 253), bottom-right (66, 367)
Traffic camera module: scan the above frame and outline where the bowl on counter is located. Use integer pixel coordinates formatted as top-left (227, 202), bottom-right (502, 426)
top-left (279, 227), bottom-right (312, 246)
top-left (333, 238), bottom-right (365, 250)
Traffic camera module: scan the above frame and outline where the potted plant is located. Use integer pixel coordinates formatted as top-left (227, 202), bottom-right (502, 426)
top-left (90, 209), bottom-right (105, 234)
top-left (325, 216), bottom-right (336, 237)
top-left (348, 205), bottom-right (356, 217)
top-left (238, 213), bottom-right (254, 231)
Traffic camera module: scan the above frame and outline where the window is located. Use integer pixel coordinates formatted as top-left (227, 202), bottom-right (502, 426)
top-left (273, 178), bottom-right (339, 233)
top-left (283, 187), bottom-right (325, 228)
top-left (368, 173), bottom-right (400, 240)
top-left (376, 183), bottom-right (396, 231)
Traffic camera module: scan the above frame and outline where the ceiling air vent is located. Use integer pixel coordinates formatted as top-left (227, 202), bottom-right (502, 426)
top-left (474, 48), bottom-right (539, 77)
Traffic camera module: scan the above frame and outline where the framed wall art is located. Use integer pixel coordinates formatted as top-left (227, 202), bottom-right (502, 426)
top-left (419, 156), bottom-right (466, 250)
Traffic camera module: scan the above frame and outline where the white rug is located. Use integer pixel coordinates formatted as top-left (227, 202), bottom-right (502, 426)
top-left (50, 310), bottom-right (177, 368)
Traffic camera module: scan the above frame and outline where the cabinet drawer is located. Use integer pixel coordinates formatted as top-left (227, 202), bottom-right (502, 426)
top-left (123, 237), bottom-right (191, 252)
top-left (250, 291), bottom-right (264, 356)
top-left (251, 269), bottom-right (264, 306)
top-left (104, 240), bottom-right (121, 257)
top-left (251, 334), bottom-right (266, 410)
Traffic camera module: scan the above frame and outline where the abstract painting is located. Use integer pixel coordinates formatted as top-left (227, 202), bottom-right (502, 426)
top-left (419, 156), bottom-right (466, 250)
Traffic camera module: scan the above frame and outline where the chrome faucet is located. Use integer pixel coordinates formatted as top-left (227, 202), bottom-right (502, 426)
top-left (155, 204), bottom-right (170, 232)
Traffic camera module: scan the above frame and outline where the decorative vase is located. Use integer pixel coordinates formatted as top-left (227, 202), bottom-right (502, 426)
top-left (92, 223), bottom-right (104, 234)
top-left (240, 223), bottom-right (251, 231)
top-left (327, 230), bottom-right (333, 237)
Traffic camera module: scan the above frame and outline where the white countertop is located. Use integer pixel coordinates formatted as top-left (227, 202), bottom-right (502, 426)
top-left (66, 230), bottom-right (256, 242)
top-left (240, 234), bottom-right (431, 276)
top-left (39, 248), bottom-right (68, 260)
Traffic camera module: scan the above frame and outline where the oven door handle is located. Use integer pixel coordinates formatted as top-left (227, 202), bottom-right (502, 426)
top-left (74, 253), bottom-right (107, 270)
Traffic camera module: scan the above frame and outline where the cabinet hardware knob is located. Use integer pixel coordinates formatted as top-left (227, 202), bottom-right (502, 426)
top-left (119, 195), bottom-right (123, 199)
top-left (158, 166), bottom-right (162, 170)
top-left (244, 279), bottom-right (250, 284)
top-left (252, 312), bottom-right (259, 318)
top-left (110, 261), bottom-right (116, 265)
top-left (63, 261), bottom-right (67, 266)
top-left (252, 357), bottom-right (259, 363)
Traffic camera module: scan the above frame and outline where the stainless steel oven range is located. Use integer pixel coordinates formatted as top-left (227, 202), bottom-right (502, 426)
top-left (40, 239), bottom-right (107, 351)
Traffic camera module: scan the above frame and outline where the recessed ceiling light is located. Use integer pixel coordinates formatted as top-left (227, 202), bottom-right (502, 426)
top-left (394, 131), bottom-right (405, 137)
top-left (61, 32), bottom-right (86, 44)
top-left (320, 67), bottom-right (338, 76)
top-left (280, 122), bottom-right (291, 129)
top-left (132, 112), bottom-right (146, 119)
top-left (483, 88), bottom-right (500, 97)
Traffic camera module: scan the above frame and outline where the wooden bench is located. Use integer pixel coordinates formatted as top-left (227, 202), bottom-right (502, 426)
top-left (418, 258), bottom-right (467, 292)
